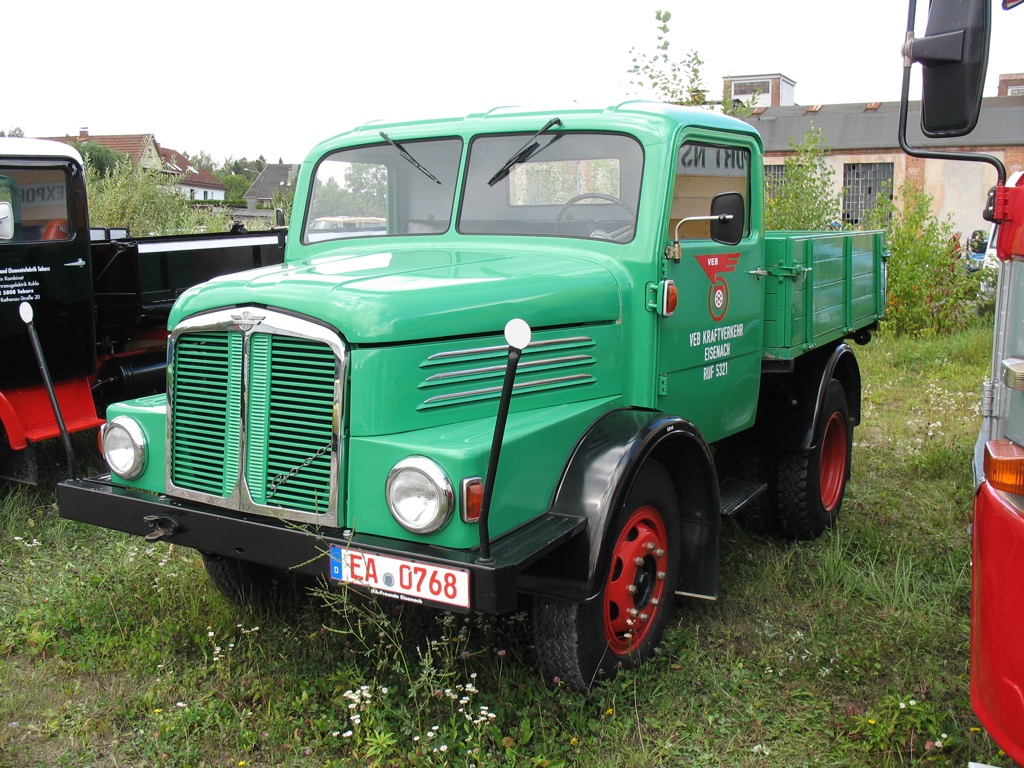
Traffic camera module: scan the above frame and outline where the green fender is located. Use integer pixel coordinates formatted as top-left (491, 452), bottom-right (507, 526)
top-left (519, 408), bottom-right (720, 602)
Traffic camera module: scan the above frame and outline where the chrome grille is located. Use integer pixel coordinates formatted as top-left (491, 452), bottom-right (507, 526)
top-left (167, 308), bottom-right (345, 525)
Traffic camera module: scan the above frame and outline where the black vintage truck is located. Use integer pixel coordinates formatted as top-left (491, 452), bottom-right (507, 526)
top-left (0, 137), bottom-right (284, 483)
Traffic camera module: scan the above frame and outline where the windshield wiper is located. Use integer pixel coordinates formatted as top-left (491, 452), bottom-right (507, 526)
top-left (486, 117), bottom-right (563, 187)
top-left (379, 131), bottom-right (441, 185)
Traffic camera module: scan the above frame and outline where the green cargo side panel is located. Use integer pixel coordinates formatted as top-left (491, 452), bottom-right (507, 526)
top-left (762, 231), bottom-right (885, 360)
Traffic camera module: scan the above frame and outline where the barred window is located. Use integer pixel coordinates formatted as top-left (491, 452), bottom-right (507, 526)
top-left (764, 165), bottom-right (785, 196)
top-left (842, 163), bottom-right (893, 226)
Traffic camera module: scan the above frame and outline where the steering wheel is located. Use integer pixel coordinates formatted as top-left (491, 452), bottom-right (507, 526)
top-left (555, 193), bottom-right (635, 241)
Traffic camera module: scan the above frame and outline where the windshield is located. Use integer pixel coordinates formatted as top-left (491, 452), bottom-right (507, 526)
top-left (459, 132), bottom-right (643, 242)
top-left (303, 131), bottom-right (643, 244)
top-left (303, 137), bottom-right (463, 243)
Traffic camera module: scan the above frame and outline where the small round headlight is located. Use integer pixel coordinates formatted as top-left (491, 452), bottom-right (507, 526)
top-left (102, 416), bottom-right (147, 480)
top-left (385, 457), bottom-right (453, 534)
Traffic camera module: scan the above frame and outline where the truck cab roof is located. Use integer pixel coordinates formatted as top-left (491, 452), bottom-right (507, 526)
top-left (0, 137), bottom-right (83, 165)
top-left (306, 101), bottom-right (763, 158)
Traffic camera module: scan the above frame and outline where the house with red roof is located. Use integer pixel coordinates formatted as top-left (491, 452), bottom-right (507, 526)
top-left (47, 128), bottom-right (227, 201)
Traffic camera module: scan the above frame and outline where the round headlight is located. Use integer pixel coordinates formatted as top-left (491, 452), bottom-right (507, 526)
top-left (102, 416), bottom-right (147, 479)
top-left (385, 457), bottom-right (453, 534)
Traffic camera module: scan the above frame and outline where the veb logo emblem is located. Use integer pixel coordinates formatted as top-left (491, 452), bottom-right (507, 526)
top-left (695, 253), bottom-right (740, 322)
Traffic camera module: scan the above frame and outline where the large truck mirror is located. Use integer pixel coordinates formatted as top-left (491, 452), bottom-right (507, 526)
top-left (0, 201), bottom-right (13, 240)
top-left (710, 192), bottom-right (744, 246)
top-left (912, 0), bottom-right (991, 138)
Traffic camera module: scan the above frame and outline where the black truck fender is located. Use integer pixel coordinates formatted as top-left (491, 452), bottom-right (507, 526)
top-left (518, 408), bottom-right (720, 603)
top-left (757, 342), bottom-right (862, 453)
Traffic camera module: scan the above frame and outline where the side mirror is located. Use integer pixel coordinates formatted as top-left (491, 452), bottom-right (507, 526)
top-left (710, 192), bottom-right (744, 246)
top-left (0, 201), bottom-right (13, 240)
top-left (912, 0), bottom-right (991, 138)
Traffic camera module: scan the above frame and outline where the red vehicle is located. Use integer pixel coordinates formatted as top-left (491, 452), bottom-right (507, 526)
top-left (902, 0), bottom-right (1024, 763)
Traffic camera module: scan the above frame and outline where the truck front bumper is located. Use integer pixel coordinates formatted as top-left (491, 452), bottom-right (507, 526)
top-left (57, 476), bottom-right (585, 614)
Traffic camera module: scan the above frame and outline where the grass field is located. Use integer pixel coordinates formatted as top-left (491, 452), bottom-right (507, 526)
top-left (0, 323), bottom-right (1012, 767)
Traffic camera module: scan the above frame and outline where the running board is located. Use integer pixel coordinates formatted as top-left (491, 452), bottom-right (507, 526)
top-left (719, 477), bottom-right (768, 517)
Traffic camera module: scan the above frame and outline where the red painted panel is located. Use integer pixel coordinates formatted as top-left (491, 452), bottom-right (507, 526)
top-left (0, 379), bottom-right (103, 449)
top-left (972, 481), bottom-right (1024, 766)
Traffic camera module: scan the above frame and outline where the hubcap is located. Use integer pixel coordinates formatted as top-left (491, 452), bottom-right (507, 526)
top-left (604, 505), bottom-right (669, 655)
top-left (819, 412), bottom-right (848, 512)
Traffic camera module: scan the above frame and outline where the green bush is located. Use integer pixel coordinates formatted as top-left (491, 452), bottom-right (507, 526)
top-left (764, 128), bottom-right (842, 231)
top-left (85, 159), bottom-right (232, 236)
top-left (864, 181), bottom-right (982, 336)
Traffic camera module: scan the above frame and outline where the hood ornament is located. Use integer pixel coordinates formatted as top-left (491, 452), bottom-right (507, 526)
top-left (231, 310), bottom-right (266, 331)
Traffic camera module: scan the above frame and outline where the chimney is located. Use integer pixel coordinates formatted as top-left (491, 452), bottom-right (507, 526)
top-left (79, 127), bottom-right (89, 140)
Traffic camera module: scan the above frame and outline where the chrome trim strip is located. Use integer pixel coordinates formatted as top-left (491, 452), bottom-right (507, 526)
top-left (423, 355), bottom-right (593, 382)
top-left (422, 374), bottom-right (593, 404)
top-left (425, 336), bottom-right (594, 362)
top-left (136, 235), bottom-right (279, 254)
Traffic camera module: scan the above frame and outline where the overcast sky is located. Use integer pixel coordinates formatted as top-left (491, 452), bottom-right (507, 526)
top-left (6, 1), bottom-right (1022, 165)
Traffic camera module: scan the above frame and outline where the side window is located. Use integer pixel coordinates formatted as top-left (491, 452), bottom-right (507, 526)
top-left (670, 142), bottom-right (750, 240)
top-left (0, 169), bottom-right (72, 242)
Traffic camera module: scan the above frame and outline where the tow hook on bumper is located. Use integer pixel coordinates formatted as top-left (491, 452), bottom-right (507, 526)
top-left (143, 514), bottom-right (180, 542)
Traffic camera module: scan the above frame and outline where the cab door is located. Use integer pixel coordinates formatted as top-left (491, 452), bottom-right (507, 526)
top-left (655, 135), bottom-right (763, 443)
top-left (0, 160), bottom-right (94, 390)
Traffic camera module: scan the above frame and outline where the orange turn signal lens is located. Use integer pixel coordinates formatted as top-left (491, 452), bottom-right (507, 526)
top-left (663, 280), bottom-right (678, 317)
top-left (461, 477), bottom-right (484, 523)
top-left (984, 439), bottom-right (1024, 495)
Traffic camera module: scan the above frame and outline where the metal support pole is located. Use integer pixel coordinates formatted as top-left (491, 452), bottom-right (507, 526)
top-left (19, 302), bottom-right (77, 480)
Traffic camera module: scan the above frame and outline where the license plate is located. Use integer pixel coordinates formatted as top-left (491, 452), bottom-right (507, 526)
top-left (328, 545), bottom-right (471, 610)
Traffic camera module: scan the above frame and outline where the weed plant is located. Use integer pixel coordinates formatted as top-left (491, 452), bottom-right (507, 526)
top-left (0, 323), bottom-right (1012, 766)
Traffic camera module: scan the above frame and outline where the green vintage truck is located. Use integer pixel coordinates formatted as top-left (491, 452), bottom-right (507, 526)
top-left (57, 102), bottom-right (885, 690)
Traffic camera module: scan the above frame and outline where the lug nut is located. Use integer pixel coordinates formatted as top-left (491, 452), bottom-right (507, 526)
top-left (657, 571), bottom-right (666, 580)
top-left (651, 597), bottom-right (660, 606)
top-left (647, 542), bottom-right (656, 551)
top-left (627, 584), bottom-right (638, 594)
top-left (639, 612), bottom-right (650, 622)
top-left (656, 548), bottom-right (665, 558)
top-left (634, 557), bottom-right (645, 567)
top-left (629, 608), bottom-right (639, 617)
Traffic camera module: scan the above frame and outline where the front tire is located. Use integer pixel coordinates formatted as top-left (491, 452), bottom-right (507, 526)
top-left (533, 461), bottom-right (680, 690)
top-left (202, 553), bottom-right (312, 611)
top-left (777, 379), bottom-right (853, 539)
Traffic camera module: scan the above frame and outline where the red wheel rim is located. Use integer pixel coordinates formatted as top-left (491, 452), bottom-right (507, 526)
top-left (819, 412), bottom-right (848, 512)
top-left (603, 506), bottom-right (669, 655)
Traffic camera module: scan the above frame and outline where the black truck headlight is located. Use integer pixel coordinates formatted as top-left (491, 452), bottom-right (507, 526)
top-left (102, 416), bottom-right (147, 479)
top-left (385, 457), bottom-right (453, 534)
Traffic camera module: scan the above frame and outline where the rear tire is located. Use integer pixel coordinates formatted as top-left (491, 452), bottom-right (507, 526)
top-left (533, 461), bottom-right (680, 690)
top-left (777, 380), bottom-right (852, 539)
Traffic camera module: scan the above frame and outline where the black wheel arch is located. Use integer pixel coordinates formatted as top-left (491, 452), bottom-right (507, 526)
top-left (518, 408), bottom-right (720, 603)
top-left (758, 342), bottom-right (861, 452)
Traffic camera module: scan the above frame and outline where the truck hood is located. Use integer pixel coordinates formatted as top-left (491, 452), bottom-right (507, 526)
top-left (169, 245), bottom-right (622, 344)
